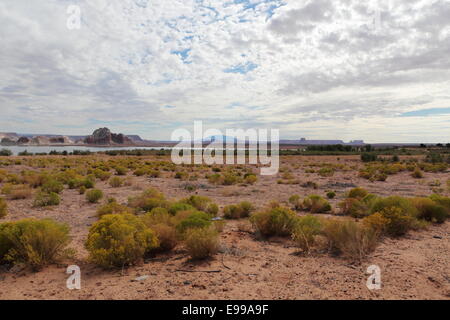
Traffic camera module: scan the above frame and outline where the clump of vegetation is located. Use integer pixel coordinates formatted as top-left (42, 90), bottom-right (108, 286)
top-left (412, 167), bottom-right (424, 179)
top-left (411, 197), bottom-right (447, 224)
top-left (367, 206), bottom-right (417, 237)
top-left (0, 219), bottom-right (70, 269)
top-left (181, 195), bottom-right (218, 216)
top-left (86, 189), bottom-right (103, 203)
top-left (3, 184), bottom-right (32, 200)
top-left (33, 191), bottom-right (61, 207)
top-left (141, 209), bottom-right (178, 252)
top-left (292, 215), bottom-right (322, 254)
top-left (288, 195), bottom-right (302, 211)
top-left (244, 174), bottom-right (257, 185)
top-left (348, 187), bottom-right (368, 200)
top-left (128, 188), bottom-right (168, 213)
top-left (96, 198), bottom-right (132, 217)
top-left (0, 197), bottom-right (7, 218)
top-left (326, 191), bottom-right (336, 199)
top-left (175, 210), bottom-right (212, 235)
top-left (184, 227), bottom-right (219, 260)
top-left (250, 205), bottom-right (297, 237)
top-left (223, 201), bottom-right (255, 219)
top-left (322, 219), bottom-right (379, 262)
top-left (109, 177), bottom-right (123, 188)
top-left (114, 166), bottom-right (128, 176)
top-left (302, 195), bottom-right (331, 213)
top-left (85, 214), bottom-right (158, 269)
top-left (41, 179), bottom-right (64, 194)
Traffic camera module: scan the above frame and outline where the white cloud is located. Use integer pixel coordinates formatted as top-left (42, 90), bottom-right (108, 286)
top-left (0, 0), bottom-right (449, 142)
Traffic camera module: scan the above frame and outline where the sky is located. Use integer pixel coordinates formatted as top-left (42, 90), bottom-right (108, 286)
top-left (1, 0), bottom-right (450, 143)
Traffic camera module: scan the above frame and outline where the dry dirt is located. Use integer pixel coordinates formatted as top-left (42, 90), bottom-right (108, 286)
top-left (0, 155), bottom-right (449, 300)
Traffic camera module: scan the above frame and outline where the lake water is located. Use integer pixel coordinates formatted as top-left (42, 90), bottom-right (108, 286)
top-left (0, 146), bottom-right (167, 156)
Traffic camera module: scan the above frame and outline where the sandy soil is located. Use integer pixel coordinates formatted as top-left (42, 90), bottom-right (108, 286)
top-left (0, 155), bottom-right (449, 300)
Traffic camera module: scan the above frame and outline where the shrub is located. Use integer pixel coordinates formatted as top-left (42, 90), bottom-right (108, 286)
top-left (223, 201), bottom-right (254, 219)
top-left (96, 199), bottom-right (132, 217)
top-left (182, 195), bottom-right (214, 212)
top-left (370, 196), bottom-right (418, 217)
top-left (322, 219), bottom-right (379, 262)
top-left (115, 166), bottom-right (128, 176)
top-left (302, 195), bottom-right (331, 213)
top-left (0, 219), bottom-right (70, 269)
top-left (412, 167), bottom-right (423, 179)
top-left (109, 177), bottom-right (123, 188)
top-left (411, 197), bottom-right (448, 223)
top-left (33, 191), bottom-right (60, 207)
top-left (168, 202), bottom-right (196, 215)
top-left (79, 186), bottom-right (86, 195)
top-left (185, 227), bottom-right (219, 260)
top-left (288, 195), bottom-right (302, 211)
top-left (7, 185), bottom-right (32, 200)
top-left (0, 197), bottom-right (7, 218)
top-left (244, 174), bottom-right (257, 185)
top-left (250, 205), bottom-right (297, 237)
top-left (175, 211), bottom-right (212, 235)
top-left (339, 198), bottom-right (370, 218)
top-left (429, 194), bottom-right (450, 214)
top-left (362, 212), bottom-right (390, 234)
top-left (85, 214), bottom-right (158, 268)
top-left (374, 207), bottom-right (416, 237)
top-left (86, 189), bottom-right (103, 203)
top-left (292, 215), bottom-right (322, 254)
top-left (140, 208), bottom-right (178, 252)
top-left (348, 187), bottom-right (368, 199)
top-left (128, 188), bottom-right (168, 213)
top-left (150, 224), bottom-right (178, 252)
top-left (326, 191), bottom-right (336, 199)
top-left (361, 153), bottom-right (378, 162)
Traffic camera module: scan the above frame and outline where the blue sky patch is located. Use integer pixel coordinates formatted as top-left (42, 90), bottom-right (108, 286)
top-left (400, 107), bottom-right (450, 117)
top-left (224, 62), bottom-right (258, 74)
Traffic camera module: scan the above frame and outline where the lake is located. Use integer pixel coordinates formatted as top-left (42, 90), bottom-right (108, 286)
top-left (0, 146), bottom-right (167, 156)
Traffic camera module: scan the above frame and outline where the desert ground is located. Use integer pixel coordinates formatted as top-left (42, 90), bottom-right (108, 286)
top-left (0, 154), bottom-right (449, 300)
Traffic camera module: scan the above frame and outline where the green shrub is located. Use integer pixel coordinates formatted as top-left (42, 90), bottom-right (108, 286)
top-left (223, 201), bottom-right (255, 219)
top-left (96, 199), bottom-right (132, 217)
top-left (41, 179), bottom-right (64, 194)
top-left (86, 189), bottom-right (103, 203)
top-left (412, 167), bottom-right (424, 178)
top-left (370, 196), bottom-right (418, 217)
top-left (182, 195), bottom-right (214, 212)
top-left (302, 195), bottom-right (331, 213)
top-left (33, 191), bottom-right (60, 207)
top-left (115, 166), bottom-right (128, 176)
top-left (374, 207), bottom-right (416, 237)
top-left (348, 187), bottom-right (368, 199)
top-left (109, 177), bottom-right (123, 188)
top-left (85, 214), bottom-right (158, 268)
top-left (339, 198), bottom-right (371, 218)
top-left (168, 202), bottom-right (196, 215)
top-left (185, 227), bottom-right (219, 260)
top-left (429, 194), bottom-right (450, 214)
top-left (244, 174), bottom-right (257, 184)
top-left (175, 211), bottom-right (212, 235)
top-left (292, 215), bottom-right (322, 253)
top-left (0, 219), bottom-right (70, 269)
top-left (322, 219), bottom-right (379, 262)
top-left (128, 188), bottom-right (168, 212)
top-left (0, 197), bottom-right (7, 218)
top-left (326, 191), bottom-right (336, 199)
top-left (206, 203), bottom-right (219, 216)
top-left (250, 205), bottom-right (297, 237)
top-left (288, 195), bottom-right (302, 211)
top-left (411, 198), bottom-right (448, 223)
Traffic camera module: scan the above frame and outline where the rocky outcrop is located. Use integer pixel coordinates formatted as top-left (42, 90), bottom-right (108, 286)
top-left (0, 137), bottom-right (17, 146)
top-left (17, 137), bottom-right (30, 144)
top-left (49, 136), bottom-right (73, 144)
top-left (84, 128), bottom-right (133, 145)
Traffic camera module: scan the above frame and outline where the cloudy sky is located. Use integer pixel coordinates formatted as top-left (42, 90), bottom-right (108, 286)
top-left (1, 0), bottom-right (450, 142)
